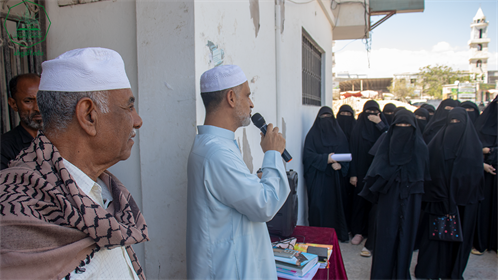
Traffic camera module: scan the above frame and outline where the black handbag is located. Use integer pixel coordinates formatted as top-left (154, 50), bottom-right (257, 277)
top-left (429, 209), bottom-right (463, 242)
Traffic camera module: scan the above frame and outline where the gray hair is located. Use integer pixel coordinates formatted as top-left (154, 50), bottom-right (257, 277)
top-left (37, 90), bottom-right (109, 133)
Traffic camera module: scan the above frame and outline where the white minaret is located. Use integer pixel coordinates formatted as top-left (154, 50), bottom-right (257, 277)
top-left (469, 7), bottom-right (490, 83)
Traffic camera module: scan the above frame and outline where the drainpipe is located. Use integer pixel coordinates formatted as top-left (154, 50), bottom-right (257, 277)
top-left (275, 0), bottom-right (283, 127)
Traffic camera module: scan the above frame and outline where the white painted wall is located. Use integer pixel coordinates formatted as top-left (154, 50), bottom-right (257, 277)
top-left (135, 1), bottom-right (195, 278)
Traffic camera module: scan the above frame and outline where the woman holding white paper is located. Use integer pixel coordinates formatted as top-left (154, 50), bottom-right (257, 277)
top-left (303, 106), bottom-right (350, 242)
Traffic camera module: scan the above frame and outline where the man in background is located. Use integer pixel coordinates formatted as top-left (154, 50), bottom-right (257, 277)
top-left (187, 65), bottom-right (290, 279)
top-left (1, 73), bottom-right (42, 169)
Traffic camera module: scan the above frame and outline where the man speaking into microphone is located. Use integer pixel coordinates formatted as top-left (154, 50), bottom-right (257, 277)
top-left (187, 65), bottom-right (290, 280)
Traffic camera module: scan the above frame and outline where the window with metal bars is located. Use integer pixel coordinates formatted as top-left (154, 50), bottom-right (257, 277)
top-left (302, 32), bottom-right (323, 106)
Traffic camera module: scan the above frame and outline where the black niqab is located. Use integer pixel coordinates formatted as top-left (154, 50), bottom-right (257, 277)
top-left (423, 107), bottom-right (484, 215)
top-left (337, 104), bottom-right (356, 142)
top-left (383, 103), bottom-right (397, 125)
top-left (422, 99), bottom-right (459, 143)
top-left (460, 101), bottom-right (480, 125)
top-left (414, 107), bottom-right (429, 133)
top-left (474, 96), bottom-right (497, 148)
top-left (364, 110), bottom-right (429, 189)
top-left (420, 103), bottom-right (436, 122)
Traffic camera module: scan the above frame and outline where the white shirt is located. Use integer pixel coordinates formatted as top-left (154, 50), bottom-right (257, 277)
top-left (187, 126), bottom-right (290, 279)
top-left (63, 159), bottom-right (139, 280)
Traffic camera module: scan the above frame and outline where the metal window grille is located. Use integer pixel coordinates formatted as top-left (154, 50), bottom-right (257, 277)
top-left (1, 0), bottom-right (47, 134)
top-left (302, 33), bottom-right (323, 106)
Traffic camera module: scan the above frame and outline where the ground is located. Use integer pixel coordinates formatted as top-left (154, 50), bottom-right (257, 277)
top-left (339, 237), bottom-right (498, 279)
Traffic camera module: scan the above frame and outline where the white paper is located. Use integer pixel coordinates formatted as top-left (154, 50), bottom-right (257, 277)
top-left (330, 153), bottom-right (352, 162)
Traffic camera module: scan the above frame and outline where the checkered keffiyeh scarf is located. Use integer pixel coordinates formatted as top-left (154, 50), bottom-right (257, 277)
top-left (0, 133), bottom-right (149, 280)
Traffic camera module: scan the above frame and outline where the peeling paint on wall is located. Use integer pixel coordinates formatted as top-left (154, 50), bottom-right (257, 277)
top-left (206, 41), bottom-right (225, 67)
top-left (249, 0), bottom-right (260, 37)
top-left (242, 128), bottom-right (254, 173)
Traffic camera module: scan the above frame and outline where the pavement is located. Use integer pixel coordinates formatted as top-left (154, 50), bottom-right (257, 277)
top-left (338, 237), bottom-right (498, 280)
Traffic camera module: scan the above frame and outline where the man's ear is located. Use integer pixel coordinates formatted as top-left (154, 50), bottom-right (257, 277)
top-left (226, 89), bottom-right (236, 108)
top-left (7, 97), bottom-right (19, 112)
top-left (75, 97), bottom-right (98, 137)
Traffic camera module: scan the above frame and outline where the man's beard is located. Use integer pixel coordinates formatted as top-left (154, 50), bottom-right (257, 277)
top-left (20, 112), bottom-right (43, 130)
top-left (236, 108), bottom-right (251, 127)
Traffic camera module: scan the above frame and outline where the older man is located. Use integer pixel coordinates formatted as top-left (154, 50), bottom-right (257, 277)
top-left (0, 48), bottom-right (148, 280)
top-left (1, 73), bottom-right (42, 170)
top-left (187, 65), bottom-right (290, 279)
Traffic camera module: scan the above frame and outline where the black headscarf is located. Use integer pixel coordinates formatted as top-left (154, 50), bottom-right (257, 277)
top-left (422, 99), bottom-right (459, 143)
top-left (424, 107), bottom-right (484, 215)
top-left (303, 106), bottom-right (350, 174)
top-left (360, 110), bottom-right (429, 202)
top-left (460, 101), bottom-right (480, 125)
top-left (349, 100), bottom-right (389, 178)
top-left (383, 103), bottom-right (397, 125)
top-left (420, 103), bottom-right (436, 122)
top-left (414, 108), bottom-right (429, 133)
top-left (337, 104), bottom-right (356, 142)
top-left (474, 96), bottom-right (497, 148)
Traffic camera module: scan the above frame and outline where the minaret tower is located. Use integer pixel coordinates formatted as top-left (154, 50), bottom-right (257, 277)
top-left (469, 8), bottom-right (490, 83)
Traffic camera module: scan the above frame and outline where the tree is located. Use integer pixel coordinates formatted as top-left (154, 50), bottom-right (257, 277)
top-left (388, 79), bottom-right (414, 101)
top-left (417, 65), bottom-right (472, 98)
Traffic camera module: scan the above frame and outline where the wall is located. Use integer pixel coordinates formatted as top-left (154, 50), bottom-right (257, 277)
top-left (135, 0), bottom-right (195, 278)
top-left (194, 0), bottom-right (334, 226)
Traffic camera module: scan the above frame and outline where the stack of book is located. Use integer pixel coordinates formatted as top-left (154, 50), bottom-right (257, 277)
top-left (294, 243), bottom-right (333, 269)
top-left (273, 248), bottom-right (319, 280)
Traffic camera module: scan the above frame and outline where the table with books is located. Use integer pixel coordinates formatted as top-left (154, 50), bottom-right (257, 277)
top-left (271, 226), bottom-right (348, 280)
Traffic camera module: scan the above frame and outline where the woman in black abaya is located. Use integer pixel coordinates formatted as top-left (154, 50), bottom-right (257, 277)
top-left (422, 98), bottom-right (459, 143)
top-left (360, 110), bottom-right (430, 279)
top-left (303, 106), bottom-right (350, 242)
top-left (337, 104), bottom-right (357, 142)
top-left (460, 101), bottom-right (480, 125)
top-left (414, 107), bottom-right (429, 133)
top-left (383, 103), bottom-right (397, 125)
top-left (415, 107), bottom-right (484, 280)
top-left (349, 100), bottom-right (388, 245)
top-left (336, 104), bottom-right (357, 231)
top-left (420, 103), bottom-right (436, 122)
top-left (473, 96), bottom-right (497, 254)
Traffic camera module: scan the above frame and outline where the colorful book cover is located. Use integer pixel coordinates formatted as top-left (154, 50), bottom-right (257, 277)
top-left (294, 243), bottom-right (333, 269)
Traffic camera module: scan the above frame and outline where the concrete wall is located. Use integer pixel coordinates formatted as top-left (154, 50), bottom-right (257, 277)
top-left (135, 0), bottom-right (195, 278)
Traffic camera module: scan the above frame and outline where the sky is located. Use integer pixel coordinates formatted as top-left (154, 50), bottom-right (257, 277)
top-left (333, 0), bottom-right (498, 78)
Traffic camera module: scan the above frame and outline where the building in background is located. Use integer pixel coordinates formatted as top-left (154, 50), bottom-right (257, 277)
top-left (469, 7), bottom-right (490, 83)
top-left (0, 0), bottom-right (424, 278)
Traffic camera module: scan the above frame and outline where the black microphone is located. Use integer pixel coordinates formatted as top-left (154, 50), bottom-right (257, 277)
top-left (251, 113), bottom-right (292, 162)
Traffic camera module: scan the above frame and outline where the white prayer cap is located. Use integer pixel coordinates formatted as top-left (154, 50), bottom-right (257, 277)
top-left (200, 65), bottom-right (247, 93)
top-left (39, 47), bottom-right (131, 92)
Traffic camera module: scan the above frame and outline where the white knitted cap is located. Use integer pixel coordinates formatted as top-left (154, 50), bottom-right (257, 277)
top-left (200, 65), bottom-right (247, 93)
top-left (39, 47), bottom-right (131, 92)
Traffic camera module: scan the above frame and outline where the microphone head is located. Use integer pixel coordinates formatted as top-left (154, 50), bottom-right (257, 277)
top-left (251, 113), bottom-right (266, 128)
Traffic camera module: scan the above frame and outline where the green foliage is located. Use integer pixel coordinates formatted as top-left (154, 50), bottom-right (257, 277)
top-left (417, 65), bottom-right (472, 98)
top-left (388, 79), bottom-right (414, 101)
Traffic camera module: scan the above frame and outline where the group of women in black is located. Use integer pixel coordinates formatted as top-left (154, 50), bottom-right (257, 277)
top-left (303, 96), bottom-right (497, 279)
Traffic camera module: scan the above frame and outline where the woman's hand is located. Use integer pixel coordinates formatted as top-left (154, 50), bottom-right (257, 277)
top-left (350, 176), bottom-right (357, 187)
top-left (484, 163), bottom-right (496, 175)
top-left (332, 162), bottom-right (342, 170)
